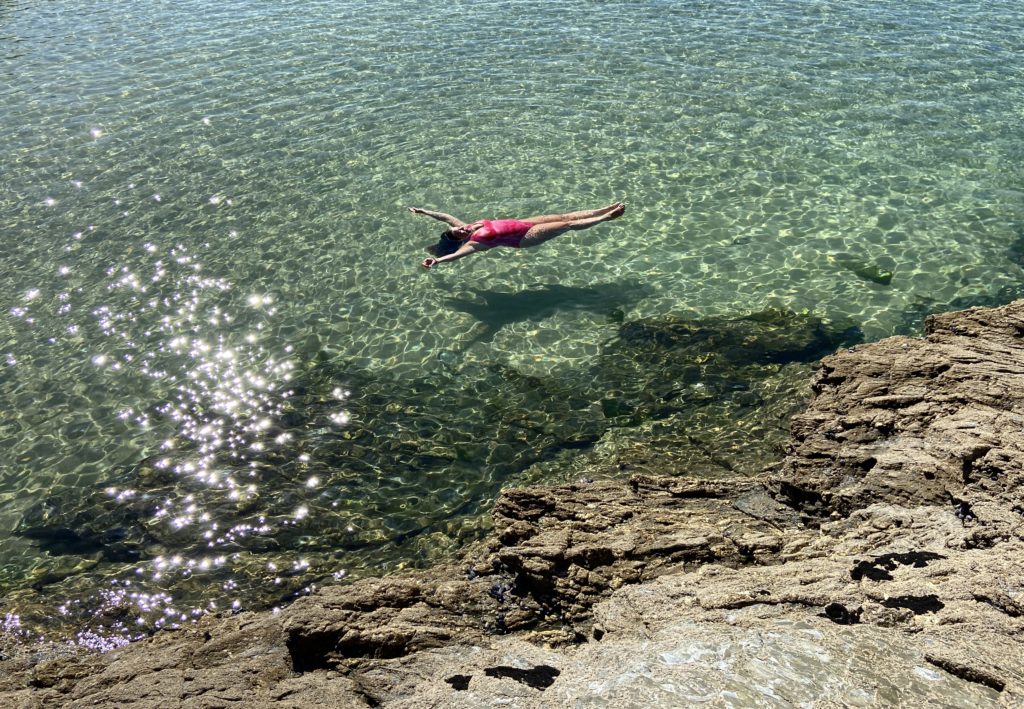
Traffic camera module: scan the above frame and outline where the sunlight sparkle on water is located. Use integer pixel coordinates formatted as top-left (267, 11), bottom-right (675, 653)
top-left (0, 104), bottom-right (481, 644)
top-left (15, 224), bottom-right (330, 639)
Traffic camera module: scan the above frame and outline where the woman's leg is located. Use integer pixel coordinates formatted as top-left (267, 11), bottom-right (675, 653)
top-left (519, 204), bottom-right (624, 247)
top-left (519, 222), bottom-right (572, 247)
top-left (522, 202), bottom-right (623, 225)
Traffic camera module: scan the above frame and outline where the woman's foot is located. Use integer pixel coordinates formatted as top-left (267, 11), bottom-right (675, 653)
top-left (569, 203), bottom-right (625, 229)
top-left (604, 203), bottom-right (626, 220)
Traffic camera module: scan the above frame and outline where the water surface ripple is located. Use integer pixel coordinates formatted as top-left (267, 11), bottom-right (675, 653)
top-left (1, 0), bottom-right (1022, 648)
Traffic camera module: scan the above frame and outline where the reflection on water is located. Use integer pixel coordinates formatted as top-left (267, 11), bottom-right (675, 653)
top-left (1, 0), bottom-right (1023, 649)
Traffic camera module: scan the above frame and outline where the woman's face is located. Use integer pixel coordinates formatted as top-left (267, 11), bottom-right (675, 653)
top-left (448, 221), bottom-right (483, 240)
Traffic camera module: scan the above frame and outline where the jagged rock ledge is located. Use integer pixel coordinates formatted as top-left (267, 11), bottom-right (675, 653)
top-left (3, 301), bottom-right (1024, 707)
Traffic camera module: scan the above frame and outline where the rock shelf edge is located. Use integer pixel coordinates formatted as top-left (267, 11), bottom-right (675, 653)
top-left (3, 300), bottom-right (1024, 707)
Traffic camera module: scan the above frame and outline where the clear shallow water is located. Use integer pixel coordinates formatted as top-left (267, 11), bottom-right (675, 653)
top-left (1, 0), bottom-right (1023, 645)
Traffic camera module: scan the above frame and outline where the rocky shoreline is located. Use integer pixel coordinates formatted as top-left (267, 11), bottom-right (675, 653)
top-left (3, 300), bottom-right (1024, 707)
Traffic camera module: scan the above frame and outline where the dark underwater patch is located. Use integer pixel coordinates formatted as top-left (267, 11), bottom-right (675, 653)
top-left (13, 306), bottom-right (864, 638)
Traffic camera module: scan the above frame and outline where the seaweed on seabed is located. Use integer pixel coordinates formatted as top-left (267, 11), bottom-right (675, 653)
top-left (575, 308), bottom-right (864, 464)
top-left (612, 307), bottom-right (863, 368)
top-left (16, 479), bottom-right (158, 566)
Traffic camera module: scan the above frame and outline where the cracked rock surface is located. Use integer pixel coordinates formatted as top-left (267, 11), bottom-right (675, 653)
top-left (3, 301), bottom-right (1024, 707)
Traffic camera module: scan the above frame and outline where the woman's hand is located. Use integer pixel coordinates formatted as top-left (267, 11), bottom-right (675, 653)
top-left (421, 257), bottom-right (438, 269)
top-left (408, 207), bottom-right (425, 214)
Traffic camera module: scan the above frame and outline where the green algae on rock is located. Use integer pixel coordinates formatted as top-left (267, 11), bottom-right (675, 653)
top-left (835, 254), bottom-right (895, 285)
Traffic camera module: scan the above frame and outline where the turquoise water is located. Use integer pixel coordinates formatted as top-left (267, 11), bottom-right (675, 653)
top-left (1, 0), bottom-right (1023, 645)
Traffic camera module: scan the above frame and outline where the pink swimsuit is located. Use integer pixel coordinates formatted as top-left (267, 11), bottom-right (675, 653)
top-left (468, 219), bottom-right (533, 248)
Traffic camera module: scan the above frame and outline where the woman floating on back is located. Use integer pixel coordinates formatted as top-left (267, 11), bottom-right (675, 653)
top-left (409, 201), bottom-right (626, 269)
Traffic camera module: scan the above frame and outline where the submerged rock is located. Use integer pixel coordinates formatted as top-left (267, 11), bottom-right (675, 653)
top-left (16, 486), bottom-right (155, 564)
top-left (835, 254), bottom-right (895, 285)
top-left (4, 300), bottom-right (1024, 706)
top-left (613, 307), bottom-right (863, 366)
top-left (568, 307), bottom-right (863, 476)
top-left (7, 306), bottom-right (846, 640)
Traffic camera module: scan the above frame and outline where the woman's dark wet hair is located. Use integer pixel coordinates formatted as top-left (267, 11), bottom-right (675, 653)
top-left (426, 231), bottom-right (464, 258)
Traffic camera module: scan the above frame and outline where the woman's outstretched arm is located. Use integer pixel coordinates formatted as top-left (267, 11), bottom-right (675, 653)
top-left (408, 207), bottom-right (466, 227)
top-left (422, 240), bottom-right (484, 269)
